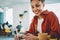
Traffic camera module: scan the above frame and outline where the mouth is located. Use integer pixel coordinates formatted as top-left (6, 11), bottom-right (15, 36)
top-left (34, 10), bottom-right (40, 14)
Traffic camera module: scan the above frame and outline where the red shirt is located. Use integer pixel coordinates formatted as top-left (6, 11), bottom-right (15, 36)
top-left (26, 10), bottom-right (60, 38)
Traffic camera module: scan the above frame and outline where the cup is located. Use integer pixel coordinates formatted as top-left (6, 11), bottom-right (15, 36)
top-left (38, 33), bottom-right (48, 40)
top-left (49, 38), bottom-right (57, 40)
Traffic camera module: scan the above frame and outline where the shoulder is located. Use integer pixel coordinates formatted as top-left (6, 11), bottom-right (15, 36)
top-left (30, 16), bottom-right (38, 24)
top-left (47, 11), bottom-right (58, 19)
top-left (42, 10), bottom-right (58, 19)
top-left (32, 16), bottom-right (38, 20)
top-left (43, 10), bottom-right (57, 17)
top-left (45, 10), bottom-right (59, 22)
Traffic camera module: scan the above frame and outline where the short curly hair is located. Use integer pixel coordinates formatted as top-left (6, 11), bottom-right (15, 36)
top-left (30, 0), bottom-right (45, 3)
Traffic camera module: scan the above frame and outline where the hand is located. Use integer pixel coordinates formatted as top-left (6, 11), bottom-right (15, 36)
top-left (22, 33), bottom-right (39, 40)
top-left (14, 34), bottom-right (20, 40)
top-left (14, 34), bottom-right (23, 40)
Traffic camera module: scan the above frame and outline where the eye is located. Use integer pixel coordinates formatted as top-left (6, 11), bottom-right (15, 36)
top-left (32, 6), bottom-right (34, 8)
top-left (36, 5), bottom-right (40, 7)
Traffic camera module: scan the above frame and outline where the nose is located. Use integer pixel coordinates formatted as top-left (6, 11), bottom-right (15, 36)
top-left (33, 7), bottom-right (37, 11)
top-left (34, 7), bottom-right (37, 10)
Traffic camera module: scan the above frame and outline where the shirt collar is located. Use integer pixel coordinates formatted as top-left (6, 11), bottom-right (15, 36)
top-left (41, 10), bottom-right (49, 15)
top-left (34, 10), bottom-right (49, 19)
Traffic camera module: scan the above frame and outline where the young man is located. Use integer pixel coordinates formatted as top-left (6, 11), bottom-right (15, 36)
top-left (14, 0), bottom-right (60, 40)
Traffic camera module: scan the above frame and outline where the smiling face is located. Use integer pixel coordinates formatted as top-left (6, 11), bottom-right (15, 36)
top-left (31, 0), bottom-right (44, 16)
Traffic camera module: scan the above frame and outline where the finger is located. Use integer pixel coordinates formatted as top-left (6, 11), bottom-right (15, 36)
top-left (25, 37), bottom-right (31, 40)
top-left (26, 33), bottom-right (30, 36)
top-left (47, 35), bottom-right (51, 39)
top-left (26, 33), bottom-right (33, 36)
top-left (14, 34), bottom-right (17, 38)
top-left (22, 35), bottom-right (27, 38)
top-left (14, 34), bottom-right (19, 40)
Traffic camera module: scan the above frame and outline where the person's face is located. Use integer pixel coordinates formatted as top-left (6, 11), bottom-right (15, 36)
top-left (31, 0), bottom-right (44, 16)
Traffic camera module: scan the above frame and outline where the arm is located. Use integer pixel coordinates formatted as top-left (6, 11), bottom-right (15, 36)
top-left (49, 12), bottom-right (60, 38)
top-left (26, 16), bottom-right (38, 35)
top-left (26, 18), bottom-right (35, 34)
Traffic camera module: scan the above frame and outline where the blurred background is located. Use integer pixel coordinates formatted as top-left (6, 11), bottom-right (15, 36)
top-left (0, 0), bottom-right (60, 40)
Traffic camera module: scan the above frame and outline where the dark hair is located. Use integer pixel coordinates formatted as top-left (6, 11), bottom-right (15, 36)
top-left (31, 0), bottom-right (45, 3)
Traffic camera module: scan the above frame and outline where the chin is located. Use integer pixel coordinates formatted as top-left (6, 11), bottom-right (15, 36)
top-left (35, 14), bottom-right (40, 16)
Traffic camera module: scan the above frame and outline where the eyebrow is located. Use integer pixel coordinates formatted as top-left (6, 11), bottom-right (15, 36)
top-left (31, 2), bottom-right (40, 7)
top-left (35, 3), bottom-right (40, 5)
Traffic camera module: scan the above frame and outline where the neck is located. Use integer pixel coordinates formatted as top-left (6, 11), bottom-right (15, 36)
top-left (38, 15), bottom-right (43, 19)
top-left (38, 13), bottom-right (43, 19)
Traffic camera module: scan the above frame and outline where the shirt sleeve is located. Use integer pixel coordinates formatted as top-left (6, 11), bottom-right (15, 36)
top-left (26, 17), bottom-right (35, 35)
top-left (48, 11), bottom-right (60, 38)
